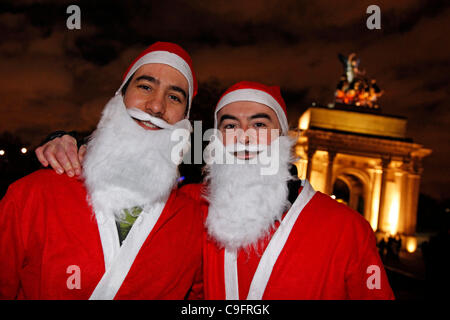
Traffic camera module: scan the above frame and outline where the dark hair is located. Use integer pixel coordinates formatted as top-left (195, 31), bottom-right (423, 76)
top-left (121, 73), bottom-right (134, 96)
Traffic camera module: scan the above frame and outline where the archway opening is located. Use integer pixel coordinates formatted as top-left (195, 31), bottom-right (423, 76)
top-left (332, 174), bottom-right (365, 215)
top-left (332, 179), bottom-right (350, 205)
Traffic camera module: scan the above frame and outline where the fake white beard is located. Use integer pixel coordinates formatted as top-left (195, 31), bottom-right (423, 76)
top-left (82, 95), bottom-right (191, 222)
top-left (204, 135), bottom-right (296, 251)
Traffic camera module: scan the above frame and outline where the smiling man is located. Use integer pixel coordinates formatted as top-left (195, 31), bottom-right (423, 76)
top-left (216, 102), bottom-right (280, 160)
top-left (0, 42), bottom-right (203, 300)
top-left (196, 81), bottom-right (395, 300)
top-left (30, 80), bottom-right (395, 300)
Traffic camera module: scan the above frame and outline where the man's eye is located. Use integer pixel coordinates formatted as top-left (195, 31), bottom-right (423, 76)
top-left (138, 84), bottom-right (151, 91)
top-left (223, 123), bottom-right (236, 129)
top-left (169, 95), bottom-right (181, 103)
top-left (254, 122), bottom-right (267, 128)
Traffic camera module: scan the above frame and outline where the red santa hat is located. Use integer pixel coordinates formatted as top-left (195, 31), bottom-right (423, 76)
top-left (214, 81), bottom-right (289, 134)
top-left (116, 41), bottom-right (197, 117)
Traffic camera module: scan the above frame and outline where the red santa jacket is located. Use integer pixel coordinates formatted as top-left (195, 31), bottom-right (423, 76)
top-left (181, 183), bottom-right (394, 300)
top-left (0, 169), bottom-right (203, 300)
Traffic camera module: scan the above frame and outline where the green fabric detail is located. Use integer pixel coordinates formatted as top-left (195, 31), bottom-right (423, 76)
top-left (116, 206), bottom-right (143, 245)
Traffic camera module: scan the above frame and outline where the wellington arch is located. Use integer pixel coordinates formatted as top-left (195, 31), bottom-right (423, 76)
top-left (290, 104), bottom-right (431, 252)
top-left (290, 53), bottom-right (432, 252)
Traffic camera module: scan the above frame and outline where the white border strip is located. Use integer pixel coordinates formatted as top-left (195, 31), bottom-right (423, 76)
top-left (246, 180), bottom-right (316, 299)
top-left (224, 180), bottom-right (316, 300)
top-left (224, 250), bottom-right (239, 300)
top-left (90, 202), bottom-right (166, 300)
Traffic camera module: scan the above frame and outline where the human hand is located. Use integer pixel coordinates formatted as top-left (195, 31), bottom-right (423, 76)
top-left (35, 135), bottom-right (86, 177)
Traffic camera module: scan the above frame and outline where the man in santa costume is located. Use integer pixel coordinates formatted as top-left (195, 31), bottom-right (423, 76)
top-left (187, 81), bottom-right (395, 300)
top-left (32, 81), bottom-right (395, 300)
top-left (0, 42), bottom-right (204, 299)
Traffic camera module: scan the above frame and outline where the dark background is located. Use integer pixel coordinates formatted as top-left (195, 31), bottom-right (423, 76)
top-left (0, 0), bottom-right (449, 300)
top-left (1, 0), bottom-right (449, 199)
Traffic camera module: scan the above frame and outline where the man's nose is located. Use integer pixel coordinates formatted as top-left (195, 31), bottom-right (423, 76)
top-left (236, 127), bottom-right (252, 145)
top-left (144, 92), bottom-right (166, 116)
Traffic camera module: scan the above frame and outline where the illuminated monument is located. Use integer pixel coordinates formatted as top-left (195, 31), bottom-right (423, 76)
top-left (292, 53), bottom-right (431, 252)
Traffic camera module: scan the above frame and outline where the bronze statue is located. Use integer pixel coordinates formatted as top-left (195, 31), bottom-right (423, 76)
top-left (335, 53), bottom-right (383, 109)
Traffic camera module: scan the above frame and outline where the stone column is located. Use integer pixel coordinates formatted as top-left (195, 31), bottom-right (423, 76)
top-left (325, 150), bottom-right (337, 195)
top-left (403, 157), bottom-right (423, 235)
top-left (397, 161), bottom-right (409, 234)
top-left (377, 156), bottom-right (391, 232)
top-left (305, 147), bottom-right (316, 181)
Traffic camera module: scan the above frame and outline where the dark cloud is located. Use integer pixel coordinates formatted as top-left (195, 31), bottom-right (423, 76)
top-left (0, 0), bottom-right (448, 199)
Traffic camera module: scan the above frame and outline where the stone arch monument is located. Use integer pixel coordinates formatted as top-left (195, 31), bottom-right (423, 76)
top-left (290, 53), bottom-right (431, 251)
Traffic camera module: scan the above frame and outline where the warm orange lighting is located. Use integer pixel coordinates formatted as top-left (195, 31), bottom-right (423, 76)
top-left (336, 90), bottom-right (345, 99)
top-left (387, 191), bottom-right (400, 236)
top-left (330, 195), bottom-right (336, 199)
top-left (406, 237), bottom-right (417, 253)
top-left (370, 170), bottom-right (382, 231)
top-left (298, 110), bottom-right (311, 130)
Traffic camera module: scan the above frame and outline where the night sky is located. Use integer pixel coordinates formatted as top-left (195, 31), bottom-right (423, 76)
top-left (0, 0), bottom-right (449, 200)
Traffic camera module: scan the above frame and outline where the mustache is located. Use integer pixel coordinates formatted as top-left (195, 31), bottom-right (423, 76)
top-left (224, 143), bottom-right (268, 153)
top-left (126, 108), bottom-right (173, 129)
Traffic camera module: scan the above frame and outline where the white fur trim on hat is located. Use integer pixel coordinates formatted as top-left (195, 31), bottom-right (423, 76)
top-left (115, 51), bottom-right (194, 116)
top-left (214, 89), bottom-right (289, 134)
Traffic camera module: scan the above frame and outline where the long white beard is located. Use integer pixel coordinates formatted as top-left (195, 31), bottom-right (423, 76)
top-left (204, 134), bottom-right (295, 251)
top-left (82, 95), bottom-right (191, 222)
